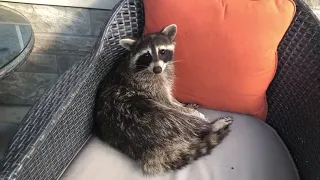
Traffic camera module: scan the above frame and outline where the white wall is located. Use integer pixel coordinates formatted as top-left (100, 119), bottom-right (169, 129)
top-left (0, 0), bottom-right (120, 9)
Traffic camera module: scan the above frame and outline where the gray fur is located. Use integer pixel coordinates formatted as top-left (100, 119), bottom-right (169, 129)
top-left (94, 24), bottom-right (233, 175)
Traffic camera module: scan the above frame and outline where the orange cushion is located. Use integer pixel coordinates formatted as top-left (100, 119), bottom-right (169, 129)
top-left (143, 0), bottom-right (295, 120)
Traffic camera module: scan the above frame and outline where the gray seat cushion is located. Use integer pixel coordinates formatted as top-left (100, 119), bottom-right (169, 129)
top-left (60, 108), bottom-right (300, 180)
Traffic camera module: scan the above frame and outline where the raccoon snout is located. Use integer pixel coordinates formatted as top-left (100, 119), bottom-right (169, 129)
top-left (153, 66), bottom-right (162, 74)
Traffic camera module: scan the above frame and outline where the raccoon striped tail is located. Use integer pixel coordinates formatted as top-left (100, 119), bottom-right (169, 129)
top-left (140, 117), bottom-right (233, 175)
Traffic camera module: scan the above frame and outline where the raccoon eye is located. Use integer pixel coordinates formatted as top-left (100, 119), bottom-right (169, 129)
top-left (143, 53), bottom-right (150, 57)
top-left (159, 49), bottom-right (166, 55)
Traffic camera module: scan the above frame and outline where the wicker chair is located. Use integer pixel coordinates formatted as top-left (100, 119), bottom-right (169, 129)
top-left (0, 0), bottom-right (319, 179)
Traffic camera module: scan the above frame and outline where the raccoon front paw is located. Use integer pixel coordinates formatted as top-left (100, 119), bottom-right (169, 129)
top-left (185, 103), bottom-right (200, 109)
top-left (198, 111), bottom-right (206, 119)
top-left (191, 110), bottom-right (206, 120)
top-left (211, 116), bottom-right (233, 132)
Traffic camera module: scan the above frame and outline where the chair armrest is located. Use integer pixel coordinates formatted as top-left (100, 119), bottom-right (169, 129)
top-left (266, 0), bottom-right (320, 179)
top-left (0, 0), bottom-right (145, 179)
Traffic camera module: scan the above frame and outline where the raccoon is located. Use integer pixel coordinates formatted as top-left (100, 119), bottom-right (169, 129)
top-left (93, 24), bottom-right (233, 175)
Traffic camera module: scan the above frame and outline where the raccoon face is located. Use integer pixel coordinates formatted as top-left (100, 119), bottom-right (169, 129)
top-left (119, 24), bottom-right (177, 74)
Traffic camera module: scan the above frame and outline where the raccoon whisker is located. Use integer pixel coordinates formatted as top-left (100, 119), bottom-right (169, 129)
top-left (168, 60), bottom-right (185, 64)
top-left (172, 60), bottom-right (185, 63)
top-left (136, 68), bottom-right (150, 75)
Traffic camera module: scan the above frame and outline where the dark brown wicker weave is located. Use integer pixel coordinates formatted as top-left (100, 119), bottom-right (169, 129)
top-left (0, 0), bottom-right (319, 179)
top-left (266, 0), bottom-right (320, 179)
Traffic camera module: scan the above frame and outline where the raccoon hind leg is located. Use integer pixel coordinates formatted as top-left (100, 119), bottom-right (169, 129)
top-left (211, 116), bottom-right (233, 133)
top-left (135, 99), bottom-right (233, 175)
top-left (188, 116), bottom-right (233, 162)
top-left (140, 117), bottom-right (233, 174)
top-left (140, 138), bottom-right (200, 174)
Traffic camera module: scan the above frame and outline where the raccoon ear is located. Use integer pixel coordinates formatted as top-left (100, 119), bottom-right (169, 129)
top-left (119, 38), bottom-right (136, 51)
top-left (161, 24), bottom-right (177, 40)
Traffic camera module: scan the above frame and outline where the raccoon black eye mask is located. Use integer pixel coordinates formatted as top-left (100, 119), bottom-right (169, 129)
top-left (93, 24), bottom-right (233, 175)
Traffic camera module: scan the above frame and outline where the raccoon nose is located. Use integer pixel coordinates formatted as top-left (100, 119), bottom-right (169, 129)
top-left (153, 66), bottom-right (162, 74)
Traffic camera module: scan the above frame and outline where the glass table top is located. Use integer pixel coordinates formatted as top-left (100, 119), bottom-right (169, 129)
top-left (0, 5), bottom-right (34, 78)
